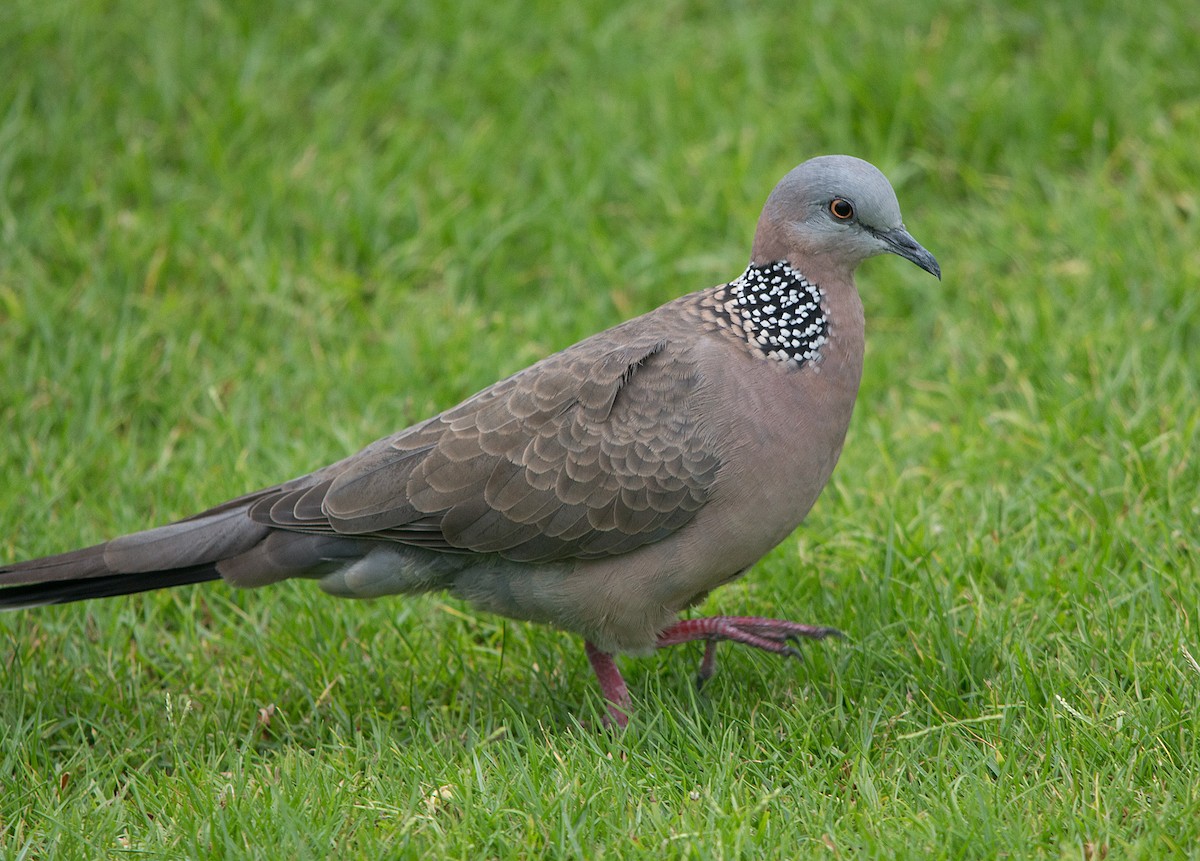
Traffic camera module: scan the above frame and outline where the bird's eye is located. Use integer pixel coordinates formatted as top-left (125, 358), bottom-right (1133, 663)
top-left (829, 198), bottom-right (855, 220)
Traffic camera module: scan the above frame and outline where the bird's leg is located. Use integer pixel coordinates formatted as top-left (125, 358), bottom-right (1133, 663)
top-left (695, 641), bottom-right (719, 689)
top-left (656, 616), bottom-right (844, 684)
top-left (584, 641), bottom-right (631, 729)
top-left (585, 619), bottom-right (840, 727)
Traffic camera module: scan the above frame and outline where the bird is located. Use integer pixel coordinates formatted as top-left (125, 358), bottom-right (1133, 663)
top-left (1, 155), bottom-right (940, 728)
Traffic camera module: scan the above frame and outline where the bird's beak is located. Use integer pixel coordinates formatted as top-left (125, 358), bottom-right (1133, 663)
top-left (877, 227), bottom-right (941, 280)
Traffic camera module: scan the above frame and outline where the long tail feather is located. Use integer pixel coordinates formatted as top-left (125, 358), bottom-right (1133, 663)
top-left (0, 563), bottom-right (221, 608)
top-left (1, 499), bottom-right (270, 609)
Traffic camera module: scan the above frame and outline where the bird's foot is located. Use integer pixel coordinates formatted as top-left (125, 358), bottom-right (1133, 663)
top-left (583, 618), bottom-right (842, 729)
top-left (655, 616), bottom-right (844, 687)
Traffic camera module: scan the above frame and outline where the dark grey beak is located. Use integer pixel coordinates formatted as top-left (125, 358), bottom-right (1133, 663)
top-left (878, 227), bottom-right (941, 280)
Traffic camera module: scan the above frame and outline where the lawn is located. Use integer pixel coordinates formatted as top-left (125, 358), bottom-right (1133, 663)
top-left (2, 0), bottom-right (1198, 857)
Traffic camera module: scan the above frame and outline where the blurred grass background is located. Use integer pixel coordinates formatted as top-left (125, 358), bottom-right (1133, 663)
top-left (1, 0), bottom-right (1198, 857)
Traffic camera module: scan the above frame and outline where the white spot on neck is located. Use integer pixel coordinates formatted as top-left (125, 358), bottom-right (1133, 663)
top-left (727, 262), bottom-right (828, 366)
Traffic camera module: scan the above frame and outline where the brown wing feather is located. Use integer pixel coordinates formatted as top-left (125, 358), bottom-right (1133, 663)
top-left (253, 320), bottom-right (721, 563)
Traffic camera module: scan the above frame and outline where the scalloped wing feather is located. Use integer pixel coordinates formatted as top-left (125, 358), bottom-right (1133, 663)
top-left (251, 323), bottom-right (721, 563)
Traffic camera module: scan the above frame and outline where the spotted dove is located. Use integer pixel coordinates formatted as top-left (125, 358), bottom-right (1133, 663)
top-left (1, 155), bottom-right (940, 727)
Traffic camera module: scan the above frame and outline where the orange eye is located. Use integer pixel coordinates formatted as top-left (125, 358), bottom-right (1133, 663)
top-left (829, 198), bottom-right (854, 220)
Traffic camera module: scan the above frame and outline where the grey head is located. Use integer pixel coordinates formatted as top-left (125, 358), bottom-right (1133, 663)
top-left (752, 155), bottom-right (941, 280)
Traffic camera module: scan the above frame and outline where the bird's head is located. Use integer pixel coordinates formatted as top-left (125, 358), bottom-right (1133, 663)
top-left (753, 155), bottom-right (941, 281)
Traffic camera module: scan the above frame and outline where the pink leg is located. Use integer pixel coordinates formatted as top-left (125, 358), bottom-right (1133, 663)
top-left (657, 616), bottom-right (844, 684)
top-left (585, 641), bottom-right (631, 729)
top-left (696, 641), bottom-right (719, 687)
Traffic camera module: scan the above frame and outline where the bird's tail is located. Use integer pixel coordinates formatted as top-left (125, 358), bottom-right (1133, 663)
top-left (0, 498), bottom-right (269, 609)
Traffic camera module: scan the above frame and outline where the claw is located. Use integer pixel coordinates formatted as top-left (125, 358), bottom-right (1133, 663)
top-left (657, 615), bottom-right (843, 678)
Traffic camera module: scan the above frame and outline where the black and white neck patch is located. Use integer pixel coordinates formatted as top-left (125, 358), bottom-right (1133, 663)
top-left (712, 261), bottom-right (829, 366)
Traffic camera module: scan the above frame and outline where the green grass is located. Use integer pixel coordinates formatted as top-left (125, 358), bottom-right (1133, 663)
top-left (2, 0), bottom-right (1199, 857)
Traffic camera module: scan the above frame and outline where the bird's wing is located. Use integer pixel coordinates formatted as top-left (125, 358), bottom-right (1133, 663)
top-left (249, 321), bottom-right (722, 563)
